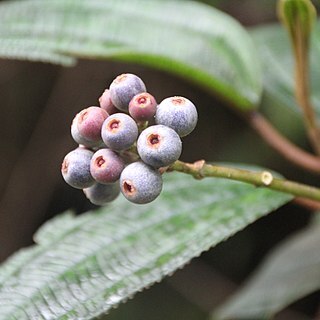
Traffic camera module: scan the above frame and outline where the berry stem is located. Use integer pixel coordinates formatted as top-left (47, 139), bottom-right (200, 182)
top-left (169, 160), bottom-right (320, 202)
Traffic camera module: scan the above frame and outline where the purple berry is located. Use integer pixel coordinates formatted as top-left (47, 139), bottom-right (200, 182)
top-left (90, 148), bottom-right (125, 184)
top-left (61, 147), bottom-right (95, 189)
top-left (77, 106), bottom-right (108, 141)
top-left (109, 73), bottom-right (146, 112)
top-left (99, 89), bottom-right (118, 115)
top-left (155, 96), bottom-right (198, 137)
top-left (101, 113), bottom-right (138, 151)
top-left (137, 125), bottom-right (182, 168)
top-left (83, 182), bottom-right (120, 205)
top-left (71, 113), bottom-right (95, 147)
top-left (71, 107), bottom-right (108, 148)
top-left (120, 162), bottom-right (162, 204)
top-left (129, 92), bottom-right (157, 122)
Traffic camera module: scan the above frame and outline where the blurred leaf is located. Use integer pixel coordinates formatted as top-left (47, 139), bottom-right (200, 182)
top-left (0, 0), bottom-right (262, 110)
top-left (215, 219), bottom-right (320, 319)
top-left (0, 170), bottom-right (291, 320)
top-left (250, 22), bottom-right (320, 132)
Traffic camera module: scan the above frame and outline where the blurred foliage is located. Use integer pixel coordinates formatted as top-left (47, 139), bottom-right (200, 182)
top-left (0, 0), bottom-right (262, 110)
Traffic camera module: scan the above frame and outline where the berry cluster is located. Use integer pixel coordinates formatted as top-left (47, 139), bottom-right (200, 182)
top-left (61, 73), bottom-right (198, 205)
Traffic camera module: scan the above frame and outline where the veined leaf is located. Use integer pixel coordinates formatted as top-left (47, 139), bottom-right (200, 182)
top-left (215, 219), bottom-right (320, 319)
top-left (0, 171), bottom-right (291, 319)
top-left (0, 0), bottom-right (262, 110)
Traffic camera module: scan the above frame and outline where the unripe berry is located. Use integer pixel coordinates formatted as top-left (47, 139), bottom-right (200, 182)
top-left (83, 182), bottom-right (120, 205)
top-left (71, 107), bottom-right (108, 148)
top-left (90, 148), bottom-right (125, 184)
top-left (120, 162), bottom-right (162, 204)
top-left (137, 125), bottom-right (182, 168)
top-left (71, 113), bottom-right (95, 148)
top-left (101, 113), bottom-right (138, 151)
top-left (109, 73), bottom-right (146, 112)
top-left (99, 89), bottom-right (118, 115)
top-left (77, 106), bottom-right (108, 141)
top-left (129, 92), bottom-right (157, 122)
top-left (61, 147), bottom-right (94, 189)
top-left (155, 96), bottom-right (198, 137)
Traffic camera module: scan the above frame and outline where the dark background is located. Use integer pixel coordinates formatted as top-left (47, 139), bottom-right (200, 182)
top-left (0, 0), bottom-right (319, 319)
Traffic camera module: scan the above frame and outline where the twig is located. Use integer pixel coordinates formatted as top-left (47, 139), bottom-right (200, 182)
top-left (293, 197), bottom-right (320, 211)
top-left (168, 160), bottom-right (320, 202)
top-left (293, 32), bottom-right (320, 155)
top-left (278, 0), bottom-right (320, 154)
top-left (246, 112), bottom-right (320, 174)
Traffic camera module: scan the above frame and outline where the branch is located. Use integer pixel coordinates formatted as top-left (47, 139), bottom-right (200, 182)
top-left (246, 112), bottom-right (320, 174)
top-left (169, 160), bottom-right (320, 202)
top-left (293, 27), bottom-right (320, 155)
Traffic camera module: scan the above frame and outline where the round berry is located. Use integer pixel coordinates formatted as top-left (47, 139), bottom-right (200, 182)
top-left (101, 113), bottom-right (138, 151)
top-left (129, 92), bottom-right (157, 122)
top-left (71, 113), bottom-right (96, 148)
top-left (77, 106), bottom-right (108, 141)
top-left (155, 96), bottom-right (198, 137)
top-left (109, 73), bottom-right (146, 112)
top-left (84, 182), bottom-right (120, 205)
top-left (71, 107), bottom-right (108, 148)
top-left (61, 147), bottom-right (95, 189)
top-left (90, 148), bottom-right (125, 184)
top-left (137, 125), bottom-right (182, 168)
top-left (120, 162), bottom-right (162, 204)
top-left (99, 89), bottom-right (118, 115)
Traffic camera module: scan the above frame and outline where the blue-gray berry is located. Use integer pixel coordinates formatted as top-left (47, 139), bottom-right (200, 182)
top-left (83, 182), bottom-right (120, 205)
top-left (61, 147), bottom-right (95, 189)
top-left (101, 113), bottom-right (138, 151)
top-left (109, 73), bottom-right (146, 112)
top-left (155, 96), bottom-right (198, 137)
top-left (90, 148), bottom-right (125, 184)
top-left (137, 125), bottom-right (182, 168)
top-left (120, 162), bottom-right (163, 204)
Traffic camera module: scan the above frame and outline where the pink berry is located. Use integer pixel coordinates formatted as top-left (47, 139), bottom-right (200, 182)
top-left (99, 89), bottom-right (118, 115)
top-left (90, 148), bottom-right (125, 184)
top-left (129, 92), bottom-right (157, 122)
top-left (77, 106), bottom-right (109, 141)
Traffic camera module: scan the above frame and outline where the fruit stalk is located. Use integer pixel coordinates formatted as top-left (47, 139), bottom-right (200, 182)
top-left (169, 160), bottom-right (320, 202)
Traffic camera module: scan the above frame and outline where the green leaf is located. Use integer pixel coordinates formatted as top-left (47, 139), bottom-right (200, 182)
top-left (250, 22), bottom-right (320, 135)
top-left (0, 0), bottom-right (262, 110)
top-left (0, 171), bottom-right (291, 320)
top-left (214, 219), bottom-right (320, 319)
